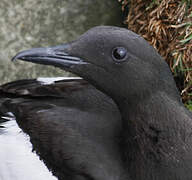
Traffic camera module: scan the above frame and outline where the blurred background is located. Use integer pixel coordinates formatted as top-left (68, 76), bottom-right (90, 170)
top-left (0, 0), bottom-right (122, 84)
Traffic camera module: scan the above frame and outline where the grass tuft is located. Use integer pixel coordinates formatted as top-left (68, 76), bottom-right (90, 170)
top-left (119, 0), bottom-right (192, 105)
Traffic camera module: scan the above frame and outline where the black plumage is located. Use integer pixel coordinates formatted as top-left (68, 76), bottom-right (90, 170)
top-left (0, 78), bottom-right (128, 180)
top-left (1, 26), bottom-right (192, 180)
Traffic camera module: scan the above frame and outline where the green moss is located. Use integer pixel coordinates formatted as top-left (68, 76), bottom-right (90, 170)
top-left (185, 100), bottom-right (192, 111)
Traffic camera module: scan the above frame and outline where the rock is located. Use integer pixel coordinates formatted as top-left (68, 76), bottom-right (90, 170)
top-left (0, 0), bottom-right (122, 83)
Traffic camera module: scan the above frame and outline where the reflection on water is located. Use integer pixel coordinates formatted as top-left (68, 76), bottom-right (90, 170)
top-left (0, 115), bottom-right (57, 180)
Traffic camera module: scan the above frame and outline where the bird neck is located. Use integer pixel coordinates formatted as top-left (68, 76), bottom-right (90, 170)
top-left (118, 90), bottom-right (191, 149)
top-left (116, 91), bottom-right (192, 178)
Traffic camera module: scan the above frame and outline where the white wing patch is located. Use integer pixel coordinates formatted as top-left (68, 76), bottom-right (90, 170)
top-left (0, 115), bottom-right (58, 180)
top-left (37, 77), bottom-right (82, 85)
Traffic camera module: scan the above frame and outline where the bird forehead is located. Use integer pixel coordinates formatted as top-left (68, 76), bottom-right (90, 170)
top-left (81, 26), bottom-right (141, 43)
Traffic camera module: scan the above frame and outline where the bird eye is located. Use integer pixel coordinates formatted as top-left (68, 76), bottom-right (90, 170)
top-left (112, 47), bottom-right (127, 62)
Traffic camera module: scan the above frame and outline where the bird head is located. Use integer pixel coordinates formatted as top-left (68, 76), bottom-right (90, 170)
top-left (12, 26), bottom-right (179, 104)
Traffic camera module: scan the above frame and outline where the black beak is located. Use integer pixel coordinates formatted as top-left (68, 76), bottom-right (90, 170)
top-left (12, 45), bottom-right (88, 69)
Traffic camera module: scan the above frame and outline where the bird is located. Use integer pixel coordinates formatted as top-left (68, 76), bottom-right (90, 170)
top-left (0, 77), bottom-right (129, 180)
top-left (1, 25), bottom-right (192, 180)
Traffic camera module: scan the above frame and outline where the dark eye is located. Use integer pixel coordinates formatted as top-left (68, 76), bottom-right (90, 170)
top-left (112, 47), bottom-right (127, 62)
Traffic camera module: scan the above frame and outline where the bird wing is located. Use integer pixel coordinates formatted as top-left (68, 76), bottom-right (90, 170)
top-left (0, 78), bottom-right (127, 180)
